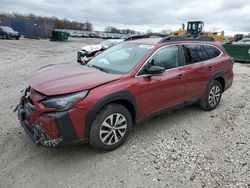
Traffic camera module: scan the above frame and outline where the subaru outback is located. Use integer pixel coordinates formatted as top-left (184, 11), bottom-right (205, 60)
top-left (16, 36), bottom-right (233, 151)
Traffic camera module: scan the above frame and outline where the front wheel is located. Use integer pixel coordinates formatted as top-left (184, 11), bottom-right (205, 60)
top-left (199, 80), bottom-right (222, 111)
top-left (89, 103), bottom-right (132, 151)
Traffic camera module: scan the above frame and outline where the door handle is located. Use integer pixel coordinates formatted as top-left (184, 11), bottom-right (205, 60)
top-left (177, 74), bottom-right (184, 79)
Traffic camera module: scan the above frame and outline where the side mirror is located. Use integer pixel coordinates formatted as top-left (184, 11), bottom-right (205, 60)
top-left (147, 66), bottom-right (165, 76)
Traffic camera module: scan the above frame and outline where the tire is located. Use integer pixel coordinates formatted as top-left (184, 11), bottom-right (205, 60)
top-left (16, 37), bottom-right (20, 40)
top-left (89, 103), bottom-right (132, 151)
top-left (199, 80), bottom-right (222, 111)
top-left (77, 58), bottom-right (82, 63)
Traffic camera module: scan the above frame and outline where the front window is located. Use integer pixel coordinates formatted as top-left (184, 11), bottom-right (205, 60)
top-left (87, 43), bottom-right (154, 74)
top-left (138, 45), bottom-right (181, 76)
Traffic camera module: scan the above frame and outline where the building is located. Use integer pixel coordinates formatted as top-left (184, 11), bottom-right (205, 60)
top-left (0, 18), bottom-right (55, 39)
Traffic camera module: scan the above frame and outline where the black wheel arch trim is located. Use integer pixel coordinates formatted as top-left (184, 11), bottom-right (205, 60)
top-left (46, 111), bottom-right (80, 145)
top-left (207, 71), bottom-right (225, 87)
top-left (203, 71), bottom-right (225, 99)
top-left (84, 90), bottom-right (138, 138)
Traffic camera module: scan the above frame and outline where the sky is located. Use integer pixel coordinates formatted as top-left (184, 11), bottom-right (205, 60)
top-left (1, 0), bottom-right (250, 35)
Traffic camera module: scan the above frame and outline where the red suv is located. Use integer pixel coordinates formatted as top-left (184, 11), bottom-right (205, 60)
top-left (16, 36), bottom-right (233, 150)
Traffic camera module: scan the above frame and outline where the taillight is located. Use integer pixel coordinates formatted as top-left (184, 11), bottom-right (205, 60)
top-left (230, 57), bottom-right (234, 65)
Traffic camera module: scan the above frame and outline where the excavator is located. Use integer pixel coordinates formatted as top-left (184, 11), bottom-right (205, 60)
top-left (171, 21), bottom-right (225, 42)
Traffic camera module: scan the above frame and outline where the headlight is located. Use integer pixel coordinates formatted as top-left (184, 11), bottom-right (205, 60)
top-left (41, 90), bottom-right (88, 111)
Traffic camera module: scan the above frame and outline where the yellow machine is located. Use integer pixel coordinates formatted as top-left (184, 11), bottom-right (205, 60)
top-left (171, 21), bottom-right (224, 42)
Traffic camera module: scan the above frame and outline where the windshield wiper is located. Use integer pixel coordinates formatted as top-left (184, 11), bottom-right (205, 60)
top-left (87, 64), bottom-right (109, 73)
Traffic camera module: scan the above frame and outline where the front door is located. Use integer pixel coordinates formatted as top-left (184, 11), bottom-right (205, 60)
top-left (137, 45), bottom-right (186, 117)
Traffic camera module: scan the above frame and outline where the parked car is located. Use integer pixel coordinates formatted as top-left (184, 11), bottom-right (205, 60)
top-left (77, 39), bottom-right (123, 64)
top-left (234, 38), bottom-right (250, 44)
top-left (16, 36), bottom-right (233, 151)
top-left (0, 26), bottom-right (20, 39)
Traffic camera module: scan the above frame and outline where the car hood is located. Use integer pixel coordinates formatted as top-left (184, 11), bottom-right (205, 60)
top-left (81, 44), bottom-right (103, 53)
top-left (26, 64), bottom-right (122, 96)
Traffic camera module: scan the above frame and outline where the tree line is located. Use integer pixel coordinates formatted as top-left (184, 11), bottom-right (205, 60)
top-left (0, 12), bottom-right (140, 34)
top-left (0, 12), bottom-right (93, 31)
top-left (104, 26), bottom-right (138, 34)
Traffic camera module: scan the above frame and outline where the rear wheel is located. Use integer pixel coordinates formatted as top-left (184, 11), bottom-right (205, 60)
top-left (199, 80), bottom-right (222, 111)
top-left (89, 103), bottom-right (132, 151)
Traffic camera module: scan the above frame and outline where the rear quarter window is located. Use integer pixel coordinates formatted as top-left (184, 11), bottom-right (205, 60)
top-left (203, 45), bottom-right (221, 59)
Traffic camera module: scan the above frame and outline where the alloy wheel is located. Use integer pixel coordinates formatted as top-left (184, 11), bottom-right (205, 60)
top-left (208, 85), bottom-right (221, 107)
top-left (99, 113), bottom-right (127, 145)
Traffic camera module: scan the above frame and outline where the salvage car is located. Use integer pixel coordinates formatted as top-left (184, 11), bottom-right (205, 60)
top-left (77, 39), bottom-right (123, 64)
top-left (16, 36), bottom-right (233, 151)
top-left (0, 26), bottom-right (20, 39)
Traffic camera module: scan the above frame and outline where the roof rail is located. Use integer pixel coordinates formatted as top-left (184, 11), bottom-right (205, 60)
top-left (124, 34), bottom-right (169, 41)
top-left (158, 35), bottom-right (214, 43)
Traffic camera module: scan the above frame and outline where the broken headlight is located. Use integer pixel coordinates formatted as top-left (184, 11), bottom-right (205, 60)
top-left (41, 90), bottom-right (88, 111)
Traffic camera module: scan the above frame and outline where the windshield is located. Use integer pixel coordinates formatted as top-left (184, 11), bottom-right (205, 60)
top-left (87, 43), bottom-right (154, 74)
top-left (1, 27), bottom-right (14, 32)
top-left (101, 40), bottom-right (114, 48)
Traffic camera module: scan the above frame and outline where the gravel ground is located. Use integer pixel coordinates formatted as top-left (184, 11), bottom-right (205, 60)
top-left (0, 38), bottom-right (249, 188)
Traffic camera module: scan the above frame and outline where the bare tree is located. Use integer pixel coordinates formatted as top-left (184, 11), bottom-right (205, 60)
top-left (82, 21), bottom-right (93, 31)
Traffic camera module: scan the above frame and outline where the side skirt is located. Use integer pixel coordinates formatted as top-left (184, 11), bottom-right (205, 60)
top-left (136, 98), bottom-right (200, 125)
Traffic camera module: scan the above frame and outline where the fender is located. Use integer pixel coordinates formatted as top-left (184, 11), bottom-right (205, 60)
top-left (202, 71), bottom-right (225, 99)
top-left (84, 90), bottom-right (138, 138)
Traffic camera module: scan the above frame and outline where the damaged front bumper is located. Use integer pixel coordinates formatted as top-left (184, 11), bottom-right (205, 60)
top-left (77, 51), bottom-right (90, 64)
top-left (16, 88), bottom-right (89, 147)
top-left (17, 105), bottom-right (63, 147)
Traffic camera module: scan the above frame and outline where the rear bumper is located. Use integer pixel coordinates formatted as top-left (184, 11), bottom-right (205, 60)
top-left (224, 69), bottom-right (234, 92)
top-left (17, 105), bottom-right (89, 147)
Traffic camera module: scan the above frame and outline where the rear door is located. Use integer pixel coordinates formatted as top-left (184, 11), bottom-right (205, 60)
top-left (137, 45), bottom-right (186, 117)
top-left (181, 44), bottom-right (211, 100)
top-left (182, 44), bottom-right (221, 100)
